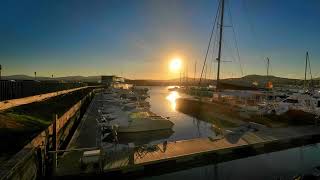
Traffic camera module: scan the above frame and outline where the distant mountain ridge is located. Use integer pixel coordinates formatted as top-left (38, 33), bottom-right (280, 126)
top-left (1, 74), bottom-right (310, 87)
top-left (127, 74), bottom-right (308, 87)
top-left (221, 74), bottom-right (303, 87)
top-left (1, 75), bottom-right (101, 82)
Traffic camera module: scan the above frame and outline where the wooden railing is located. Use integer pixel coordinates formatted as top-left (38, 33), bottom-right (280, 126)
top-left (0, 89), bottom-right (98, 180)
top-left (29, 97), bottom-right (84, 148)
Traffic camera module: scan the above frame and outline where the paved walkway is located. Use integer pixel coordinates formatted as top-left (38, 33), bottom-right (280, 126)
top-left (132, 126), bottom-right (320, 165)
top-left (57, 124), bottom-right (320, 176)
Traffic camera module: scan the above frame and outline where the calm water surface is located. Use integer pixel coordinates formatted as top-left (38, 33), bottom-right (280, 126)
top-left (147, 86), bottom-right (215, 142)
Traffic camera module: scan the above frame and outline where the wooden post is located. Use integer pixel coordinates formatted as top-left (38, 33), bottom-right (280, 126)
top-left (52, 114), bottom-right (58, 174)
top-left (194, 61), bottom-right (197, 85)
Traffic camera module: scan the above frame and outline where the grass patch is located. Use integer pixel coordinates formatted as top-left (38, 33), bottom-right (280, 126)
top-left (0, 87), bottom-right (94, 157)
top-left (5, 88), bottom-right (93, 122)
top-left (7, 113), bottom-right (50, 129)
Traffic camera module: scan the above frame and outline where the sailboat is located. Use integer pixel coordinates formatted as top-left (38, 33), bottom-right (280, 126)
top-left (177, 0), bottom-right (320, 129)
top-left (274, 52), bottom-right (320, 117)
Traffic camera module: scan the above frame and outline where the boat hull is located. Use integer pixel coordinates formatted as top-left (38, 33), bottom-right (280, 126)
top-left (118, 119), bottom-right (174, 133)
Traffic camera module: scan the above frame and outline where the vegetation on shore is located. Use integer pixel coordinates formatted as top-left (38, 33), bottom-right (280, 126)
top-left (0, 88), bottom-right (93, 159)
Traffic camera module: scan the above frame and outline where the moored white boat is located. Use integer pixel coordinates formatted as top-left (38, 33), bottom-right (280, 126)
top-left (117, 111), bottom-right (174, 133)
top-left (117, 118), bottom-right (174, 133)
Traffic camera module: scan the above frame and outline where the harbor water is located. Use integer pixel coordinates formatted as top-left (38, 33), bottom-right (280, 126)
top-left (142, 86), bottom-right (320, 179)
top-left (147, 86), bottom-right (215, 142)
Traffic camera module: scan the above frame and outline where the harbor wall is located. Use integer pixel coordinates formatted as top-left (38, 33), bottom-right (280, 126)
top-left (176, 98), bottom-right (237, 119)
top-left (0, 89), bottom-right (96, 180)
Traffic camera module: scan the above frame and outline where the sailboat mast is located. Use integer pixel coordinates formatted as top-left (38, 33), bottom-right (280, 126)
top-left (216, 0), bottom-right (225, 91)
top-left (266, 57), bottom-right (270, 78)
top-left (304, 51), bottom-right (308, 90)
top-left (180, 71), bottom-right (182, 87)
top-left (194, 61), bottom-right (197, 85)
top-left (186, 62), bottom-right (188, 87)
top-left (204, 64), bottom-right (208, 81)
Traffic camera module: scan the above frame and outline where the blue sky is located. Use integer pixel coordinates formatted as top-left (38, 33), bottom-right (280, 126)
top-left (1, 0), bottom-right (320, 79)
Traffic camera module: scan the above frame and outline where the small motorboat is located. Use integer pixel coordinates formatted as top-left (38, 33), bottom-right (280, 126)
top-left (117, 112), bottom-right (174, 133)
top-left (168, 86), bottom-right (180, 91)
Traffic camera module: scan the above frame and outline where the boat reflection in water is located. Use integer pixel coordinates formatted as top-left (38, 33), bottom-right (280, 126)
top-left (166, 91), bottom-right (180, 111)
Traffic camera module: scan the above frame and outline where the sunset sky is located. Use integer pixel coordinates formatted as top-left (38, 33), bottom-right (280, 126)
top-left (1, 0), bottom-right (320, 79)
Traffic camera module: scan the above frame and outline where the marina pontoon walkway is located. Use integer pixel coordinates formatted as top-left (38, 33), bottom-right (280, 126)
top-left (56, 93), bottom-right (320, 177)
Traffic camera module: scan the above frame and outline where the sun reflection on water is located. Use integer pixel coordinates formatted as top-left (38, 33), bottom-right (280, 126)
top-left (166, 91), bottom-right (180, 111)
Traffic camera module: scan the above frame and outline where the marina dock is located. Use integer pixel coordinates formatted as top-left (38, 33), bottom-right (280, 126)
top-left (56, 91), bottom-right (320, 178)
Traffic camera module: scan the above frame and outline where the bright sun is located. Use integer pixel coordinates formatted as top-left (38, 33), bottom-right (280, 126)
top-left (169, 58), bottom-right (182, 72)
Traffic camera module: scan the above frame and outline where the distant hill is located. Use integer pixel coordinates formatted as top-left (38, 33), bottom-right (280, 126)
top-left (2, 75), bottom-right (50, 80)
top-left (126, 79), bottom-right (180, 86)
top-left (1, 74), bottom-right (312, 87)
top-left (221, 75), bottom-right (304, 88)
top-left (2, 75), bottom-right (101, 82)
top-left (53, 76), bottom-right (101, 82)
top-left (127, 75), bottom-right (308, 87)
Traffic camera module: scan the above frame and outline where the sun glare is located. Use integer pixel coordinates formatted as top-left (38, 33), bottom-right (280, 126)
top-left (169, 58), bottom-right (182, 72)
top-left (166, 91), bottom-right (180, 111)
